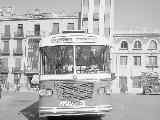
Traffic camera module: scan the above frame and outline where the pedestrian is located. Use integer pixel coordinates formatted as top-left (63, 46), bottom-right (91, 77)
top-left (18, 83), bottom-right (20, 92)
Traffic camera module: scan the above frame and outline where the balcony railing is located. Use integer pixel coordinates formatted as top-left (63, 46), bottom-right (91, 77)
top-left (0, 50), bottom-right (10, 56)
top-left (14, 32), bottom-right (24, 39)
top-left (145, 65), bottom-right (159, 68)
top-left (24, 68), bottom-right (39, 74)
top-left (1, 33), bottom-right (11, 40)
top-left (12, 67), bottom-right (23, 73)
top-left (0, 67), bottom-right (9, 73)
top-left (13, 49), bottom-right (23, 55)
top-left (26, 31), bottom-right (45, 37)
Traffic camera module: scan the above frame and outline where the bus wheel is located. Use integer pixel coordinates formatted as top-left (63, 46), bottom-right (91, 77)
top-left (144, 88), bottom-right (151, 95)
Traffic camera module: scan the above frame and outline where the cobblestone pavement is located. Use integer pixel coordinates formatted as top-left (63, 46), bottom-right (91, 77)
top-left (0, 92), bottom-right (160, 120)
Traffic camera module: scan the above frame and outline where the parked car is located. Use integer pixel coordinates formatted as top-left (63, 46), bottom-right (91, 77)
top-left (143, 82), bottom-right (160, 95)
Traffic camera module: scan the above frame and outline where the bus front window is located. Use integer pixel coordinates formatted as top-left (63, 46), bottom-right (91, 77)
top-left (76, 45), bottom-right (111, 74)
top-left (41, 46), bottom-right (74, 74)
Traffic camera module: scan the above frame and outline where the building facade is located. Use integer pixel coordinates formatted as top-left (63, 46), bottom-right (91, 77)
top-left (111, 29), bottom-right (160, 93)
top-left (81, 0), bottom-right (114, 38)
top-left (0, 8), bottom-right (80, 91)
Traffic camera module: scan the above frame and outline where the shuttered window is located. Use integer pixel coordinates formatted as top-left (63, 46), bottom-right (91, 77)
top-left (17, 24), bottom-right (23, 36)
top-left (52, 23), bottom-right (59, 34)
top-left (3, 41), bottom-right (9, 52)
top-left (16, 40), bottom-right (22, 51)
top-left (34, 24), bottom-right (40, 36)
top-left (15, 58), bottom-right (21, 67)
top-left (4, 25), bottom-right (11, 37)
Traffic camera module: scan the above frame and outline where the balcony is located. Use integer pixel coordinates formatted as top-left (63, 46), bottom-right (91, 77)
top-left (13, 49), bottom-right (23, 56)
top-left (145, 65), bottom-right (159, 68)
top-left (0, 50), bottom-right (10, 56)
top-left (24, 68), bottom-right (39, 74)
top-left (26, 31), bottom-right (45, 38)
top-left (0, 67), bottom-right (9, 73)
top-left (12, 67), bottom-right (23, 74)
top-left (14, 32), bottom-right (25, 39)
top-left (1, 33), bottom-right (11, 40)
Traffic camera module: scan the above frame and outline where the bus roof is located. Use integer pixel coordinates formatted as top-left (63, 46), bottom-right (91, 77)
top-left (39, 33), bottom-right (112, 47)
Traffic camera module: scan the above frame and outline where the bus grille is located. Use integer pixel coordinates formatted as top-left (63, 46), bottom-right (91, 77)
top-left (55, 82), bottom-right (94, 101)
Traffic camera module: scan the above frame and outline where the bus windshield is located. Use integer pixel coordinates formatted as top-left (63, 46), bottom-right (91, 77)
top-left (40, 45), bottom-right (110, 75)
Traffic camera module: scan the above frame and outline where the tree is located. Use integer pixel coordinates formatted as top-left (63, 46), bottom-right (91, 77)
top-left (130, 71), bottom-right (159, 87)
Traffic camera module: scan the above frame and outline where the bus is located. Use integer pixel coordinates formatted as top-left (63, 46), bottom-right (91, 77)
top-left (38, 31), bottom-right (113, 118)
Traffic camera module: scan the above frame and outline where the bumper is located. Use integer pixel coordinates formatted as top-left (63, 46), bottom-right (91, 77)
top-left (39, 105), bottom-right (113, 117)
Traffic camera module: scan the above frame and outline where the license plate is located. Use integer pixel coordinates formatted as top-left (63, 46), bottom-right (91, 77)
top-left (60, 101), bottom-right (85, 107)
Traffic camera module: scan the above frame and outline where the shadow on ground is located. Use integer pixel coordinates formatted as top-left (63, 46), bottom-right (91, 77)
top-left (19, 101), bottom-right (103, 120)
top-left (19, 101), bottom-right (39, 120)
top-left (47, 116), bottom-right (103, 120)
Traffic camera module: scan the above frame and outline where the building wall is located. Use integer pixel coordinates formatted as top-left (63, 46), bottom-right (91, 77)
top-left (111, 29), bottom-right (160, 93)
top-left (0, 14), bottom-right (79, 91)
top-left (81, 0), bottom-right (114, 38)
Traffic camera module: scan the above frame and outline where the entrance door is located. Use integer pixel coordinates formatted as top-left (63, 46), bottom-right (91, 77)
top-left (119, 76), bottom-right (128, 92)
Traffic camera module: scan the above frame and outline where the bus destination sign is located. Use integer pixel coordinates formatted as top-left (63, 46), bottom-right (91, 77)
top-left (51, 36), bottom-right (96, 43)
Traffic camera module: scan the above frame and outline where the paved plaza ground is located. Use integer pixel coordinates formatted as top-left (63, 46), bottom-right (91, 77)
top-left (0, 92), bottom-right (160, 120)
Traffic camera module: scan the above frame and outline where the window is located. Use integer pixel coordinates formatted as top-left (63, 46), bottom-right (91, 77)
top-left (120, 56), bottom-right (128, 65)
top-left (133, 56), bottom-right (141, 66)
top-left (16, 40), bottom-right (22, 52)
top-left (41, 46), bottom-right (74, 74)
top-left (148, 56), bottom-right (157, 66)
top-left (76, 46), bottom-right (111, 73)
top-left (15, 58), bottom-right (21, 67)
top-left (3, 41), bottom-right (9, 52)
top-left (93, 20), bottom-right (99, 34)
top-left (17, 24), bottom-right (23, 36)
top-left (34, 24), bottom-right (40, 36)
top-left (52, 23), bottom-right (59, 34)
top-left (148, 40), bottom-right (157, 50)
top-left (67, 23), bottom-right (74, 30)
top-left (83, 0), bottom-right (89, 13)
top-left (134, 41), bottom-right (141, 49)
top-left (4, 25), bottom-right (11, 37)
top-left (94, 0), bottom-right (100, 13)
top-left (121, 41), bottom-right (128, 49)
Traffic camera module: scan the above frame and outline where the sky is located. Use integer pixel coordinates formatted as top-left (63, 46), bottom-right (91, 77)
top-left (0, 0), bottom-right (160, 29)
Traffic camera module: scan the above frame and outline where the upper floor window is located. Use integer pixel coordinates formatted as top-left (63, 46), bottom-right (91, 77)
top-left (120, 56), bottom-right (128, 65)
top-left (121, 41), bottom-right (128, 49)
top-left (34, 24), bottom-right (40, 36)
top-left (67, 23), bottom-right (74, 30)
top-left (17, 24), bottom-right (23, 36)
top-left (52, 23), bottom-right (59, 34)
top-left (148, 40), bottom-right (157, 50)
top-left (133, 56), bottom-right (141, 66)
top-left (148, 56), bottom-right (157, 66)
top-left (134, 41), bottom-right (142, 49)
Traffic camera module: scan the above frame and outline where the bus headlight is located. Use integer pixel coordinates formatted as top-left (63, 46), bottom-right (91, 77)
top-left (97, 87), bottom-right (105, 95)
top-left (105, 87), bottom-right (112, 95)
top-left (39, 89), bottom-right (53, 96)
top-left (97, 87), bottom-right (112, 95)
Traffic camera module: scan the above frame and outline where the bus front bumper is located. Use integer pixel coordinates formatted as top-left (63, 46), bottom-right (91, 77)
top-left (39, 105), bottom-right (113, 117)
